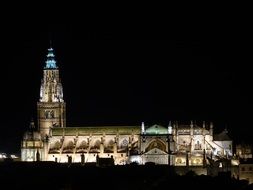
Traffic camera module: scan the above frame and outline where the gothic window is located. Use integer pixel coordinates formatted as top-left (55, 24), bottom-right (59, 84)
top-left (206, 144), bottom-right (211, 150)
top-left (145, 140), bottom-right (166, 152)
top-left (65, 141), bottom-right (74, 149)
top-left (93, 140), bottom-right (100, 149)
top-left (195, 141), bottom-right (202, 150)
top-left (79, 141), bottom-right (87, 149)
top-left (45, 110), bottom-right (49, 118)
top-left (54, 141), bottom-right (61, 149)
top-left (108, 140), bottom-right (114, 148)
top-left (122, 139), bottom-right (128, 147)
top-left (104, 140), bottom-right (114, 153)
top-left (45, 110), bottom-right (54, 119)
top-left (50, 110), bottom-right (54, 118)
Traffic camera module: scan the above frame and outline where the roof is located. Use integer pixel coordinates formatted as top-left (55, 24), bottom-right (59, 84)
top-left (214, 129), bottom-right (231, 141)
top-left (52, 126), bottom-right (141, 136)
top-left (145, 124), bottom-right (168, 135)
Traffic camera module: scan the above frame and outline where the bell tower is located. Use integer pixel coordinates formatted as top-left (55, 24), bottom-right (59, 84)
top-left (37, 47), bottom-right (66, 138)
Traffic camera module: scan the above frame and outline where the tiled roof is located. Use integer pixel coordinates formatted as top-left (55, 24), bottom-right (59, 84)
top-left (52, 126), bottom-right (141, 136)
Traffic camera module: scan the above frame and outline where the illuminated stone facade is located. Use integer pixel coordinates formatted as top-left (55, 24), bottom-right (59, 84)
top-left (37, 47), bottom-right (66, 138)
top-left (21, 47), bottom-right (233, 166)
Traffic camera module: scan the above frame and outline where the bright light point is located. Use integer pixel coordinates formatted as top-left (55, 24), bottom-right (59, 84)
top-left (168, 126), bottom-right (172, 134)
top-left (0, 153), bottom-right (7, 159)
top-left (10, 154), bottom-right (18, 158)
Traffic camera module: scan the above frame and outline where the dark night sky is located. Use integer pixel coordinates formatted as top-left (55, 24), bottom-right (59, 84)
top-left (0, 19), bottom-right (252, 154)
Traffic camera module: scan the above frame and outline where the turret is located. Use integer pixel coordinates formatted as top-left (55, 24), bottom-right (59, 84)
top-left (190, 120), bottom-right (194, 136)
top-left (202, 121), bottom-right (206, 135)
top-left (203, 121), bottom-right (206, 129)
top-left (141, 122), bottom-right (145, 134)
top-left (172, 121), bottom-right (176, 136)
top-left (168, 121), bottom-right (172, 134)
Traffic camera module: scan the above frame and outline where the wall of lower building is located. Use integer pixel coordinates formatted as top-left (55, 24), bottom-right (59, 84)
top-left (21, 148), bottom-right (43, 161)
top-left (239, 164), bottom-right (253, 184)
top-left (46, 152), bottom-right (128, 165)
top-left (142, 154), bottom-right (168, 165)
top-left (174, 166), bottom-right (207, 175)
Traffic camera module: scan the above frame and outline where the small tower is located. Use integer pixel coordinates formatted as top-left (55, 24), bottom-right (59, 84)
top-left (190, 120), bottom-right (194, 136)
top-left (202, 121), bottom-right (206, 135)
top-left (168, 121), bottom-right (172, 135)
top-left (37, 46), bottom-right (66, 139)
top-left (172, 121), bottom-right (176, 136)
top-left (141, 122), bottom-right (145, 134)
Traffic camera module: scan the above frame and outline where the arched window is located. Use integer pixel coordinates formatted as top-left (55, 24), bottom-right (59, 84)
top-left (45, 110), bottom-right (54, 119)
top-left (50, 141), bottom-right (61, 150)
top-left (108, 139), bottom-right (114, 148)
top-left (63, 141), bottom-right (74, 153)
top-left (93, 140), bottom-right (100, 149)
top-left (79, 141), bottom-right (87, 149)
top-left (104, 139), bottom-right (114, 153)
top-left (121, 139), bottom-right (128, 148)
top-left (145, 140), bottom-right (166, 152)
top-left (195, 141), bottom-right (202, 150)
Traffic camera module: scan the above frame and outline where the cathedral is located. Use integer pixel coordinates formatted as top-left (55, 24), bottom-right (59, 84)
top-left (21, 47), bottom-right (233, 166)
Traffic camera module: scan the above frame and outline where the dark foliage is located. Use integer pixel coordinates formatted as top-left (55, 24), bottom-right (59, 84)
top-left (0, 162), bottom-right (251, 190)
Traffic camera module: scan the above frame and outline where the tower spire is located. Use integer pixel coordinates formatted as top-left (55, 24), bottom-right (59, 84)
top-left (45, 47), bottom-right (57, 69)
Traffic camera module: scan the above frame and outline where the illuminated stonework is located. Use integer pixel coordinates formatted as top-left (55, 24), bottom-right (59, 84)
top-left (21, 47), bottom-right (234, 166)
top-left (37, 47), bottom-right (66, 138)
top-left (45, 48), bottom-right (57, 69)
